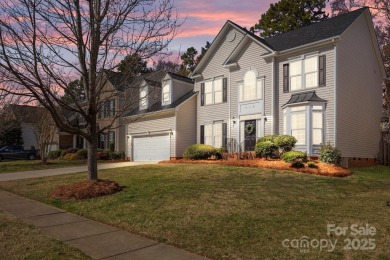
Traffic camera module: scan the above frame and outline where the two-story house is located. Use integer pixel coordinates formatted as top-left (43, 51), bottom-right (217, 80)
top-left (123, 71), bottom-right (196, 161)
top-left (191, 7), bottom-right (386, 167)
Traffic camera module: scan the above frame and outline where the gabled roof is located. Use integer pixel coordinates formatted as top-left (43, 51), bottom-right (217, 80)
top-left (264, 7), bottom-right (367, 52)
top-left (283, 91), bottom-right (327, 108)
top-left (7, 104), bottom-right (46, 124)
top-left (124, 90), bottom-right (197, 117)
top-left (104, 70), bottom-right (135, 91)
top-left (167, 72), bottom-right (194, 84)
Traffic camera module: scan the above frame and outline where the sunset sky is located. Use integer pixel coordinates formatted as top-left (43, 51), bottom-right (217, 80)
top-left (168, 0), bottom-right (279, 56)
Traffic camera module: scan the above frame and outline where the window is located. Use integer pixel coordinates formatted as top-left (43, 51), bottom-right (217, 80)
top-left (99, 103), bottom-right (106, 119)
top-left (162, 84), bottom-right (170, 103)
top-left (239, 70), bottom-right (263, 102)
top-left (108, 131), bottom-right (115, 151)
top-left (202, 122), bottom-right (226, 148)
top-left (99, 133), bottom-right (106, 149)
top-left (284, 55), bottom-right (326, 92)
top-left (291, 107), bottom-right (306, 145)
top-left (283, 104), bottom-right (325, 154)
top-left (312, 111), bottom-right (323, 145)
top-left (200, 78), bottom-right (227, 106)
top-left (108, 99), bottom-right (115, 117)
top-left (140, 88), bottom-right (148, 109)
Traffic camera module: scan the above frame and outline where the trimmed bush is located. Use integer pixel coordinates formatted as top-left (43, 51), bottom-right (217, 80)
top-left (62, 153), bottom-right (79, 160)
top-left (256, 135), bottom-right (278, 144)
top-left (76, 148), bottom-right (88, 159)
top-left (307, 161), bottom-right (318, 168)
top-left (255, 141), bottom-right (278, 159)
top-left (109, 151), bottom-right (124, 160)
top-left (319, 143), bottom-right (342, 165)
top-left (281, 151), bottom-right (307, 168)
top-left (275, 135), bottom-right (297, 153)
top-left (183, 144), bottom-right (216, 160)
top-left (48, 150), bottom-right (62, 159)
top-left (214, 148), bottom-right (226, 159)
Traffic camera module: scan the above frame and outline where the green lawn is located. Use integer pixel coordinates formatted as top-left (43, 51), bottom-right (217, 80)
top-left (0, 210), bottom-right (90, 259)
top-left (0, 164), bottom-right (389, 259)
top-left (0, 160), bottom-right (87, 174)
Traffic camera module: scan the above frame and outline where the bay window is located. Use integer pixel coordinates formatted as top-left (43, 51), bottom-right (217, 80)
top-left (291, 107), bottom-right (306, 145)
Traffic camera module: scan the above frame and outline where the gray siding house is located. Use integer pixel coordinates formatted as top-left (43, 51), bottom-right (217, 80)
top-left (124, 72), bottom-right (196, 161)
top-left (191, 7), bottom-right (386, 166)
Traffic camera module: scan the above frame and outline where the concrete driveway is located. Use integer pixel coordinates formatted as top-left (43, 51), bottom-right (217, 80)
top-left (0, 161), bottom-right (158, 182)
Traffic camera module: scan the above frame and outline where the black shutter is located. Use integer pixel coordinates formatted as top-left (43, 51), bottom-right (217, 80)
top-left (222, 123), bottom-right (227, 148)
top-left (283, 64), bottom-right (289, 93)
top-left (319, 55), bottom-right (326, 86)
top-left (200, 125), bottom-right (204, 144)
top-left (223, 78), bottom-right (228, 103)
top-left (200, 83), bottom-right (205, 106)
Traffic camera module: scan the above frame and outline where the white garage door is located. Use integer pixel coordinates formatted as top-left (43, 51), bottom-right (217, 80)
top-left (133, 134), bottom-right (170, 161)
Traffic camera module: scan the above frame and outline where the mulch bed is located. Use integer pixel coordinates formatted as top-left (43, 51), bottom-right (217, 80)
top-left (51, 179), bottom-right (122, 200)
top-left (161, 159), bottom-right (352, 177)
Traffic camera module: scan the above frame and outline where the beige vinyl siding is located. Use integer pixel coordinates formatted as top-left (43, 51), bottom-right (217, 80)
top-left (336, 13), bottom-right (383, 158)
top-left (195, 28), bottom-right (245, 143)
top-left (172, 79), bottom-right (193, 103)
top-left (127, 111), bottom-right (176, 158)
top-left (175, 95), bottom-right (197, 157)
top-left (230, 41), bottom-right (273, 139)
top-left (277, 45), bottom-right (336, 146)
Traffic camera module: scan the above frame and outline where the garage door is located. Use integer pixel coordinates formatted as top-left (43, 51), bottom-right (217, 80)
top-left (133, 134), bottom-right (170, 161)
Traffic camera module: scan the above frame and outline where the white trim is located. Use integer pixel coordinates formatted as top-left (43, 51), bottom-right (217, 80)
top-left (334, 44), bottom-right (337, 146)
top-left (271, 57), bottom-right (274, 135)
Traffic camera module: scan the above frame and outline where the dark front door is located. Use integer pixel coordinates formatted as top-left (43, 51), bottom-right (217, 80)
top-left (244, 120), bottom-right (256, 151)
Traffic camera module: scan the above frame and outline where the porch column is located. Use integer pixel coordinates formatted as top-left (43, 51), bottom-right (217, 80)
top-left (72, 135), bottom-right (77, 148)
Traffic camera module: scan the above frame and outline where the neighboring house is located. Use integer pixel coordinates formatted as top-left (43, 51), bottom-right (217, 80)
top-left (123, 71), bottom-right (196, 161)
top-left (5, 105), bottom-right (60, 151)
top-left (191, 7), bottom-right (386, 166)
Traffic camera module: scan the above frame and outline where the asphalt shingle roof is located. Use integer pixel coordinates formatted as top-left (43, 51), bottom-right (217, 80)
top-left (263, 7), bottom-right (367, 51)
top-left (124, 90), bottom-right (196, 117)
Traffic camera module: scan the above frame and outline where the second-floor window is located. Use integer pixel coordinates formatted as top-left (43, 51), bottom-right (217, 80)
top-left (200, 78), bottom-right (227, 106)
top-left (99, 103), bottom-right (106, 119)
top-left (108, 99), bottom-right (115, 117)
top-left (140, 88), bottom-right (148, 109)
top-left (162, 84), bottom-right (170, 104)
top-left (283, 55), bottom-right (326, 93)
top-left (239, 70), bottom-right (263, 102)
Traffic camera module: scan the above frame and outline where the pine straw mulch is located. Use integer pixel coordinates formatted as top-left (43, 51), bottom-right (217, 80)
top-left (161, 159), bottom-right (351, 177)
top-left (51, 179), bottom-right (122, 200)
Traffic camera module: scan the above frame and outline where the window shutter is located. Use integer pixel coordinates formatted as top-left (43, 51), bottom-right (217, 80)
top-left (223, 78), bottom-right (228, 103)
top-left (283, 64), bottom-right (289, 93)
top-left (319, 55), bottom-right (326, 86)
top-left (222, 123), bottom-right (227, 148)
top-left (200, 83), bottom-right (205, 106)
top-left (200, 125), bottom-right (204, 144)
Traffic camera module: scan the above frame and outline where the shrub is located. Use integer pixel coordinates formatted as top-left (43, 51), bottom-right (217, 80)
top-left (256, 135), bottom-right (278, 144)
top-left (214, 148), bottom-right (226, 159)
top-left (319, 143), bottom-right (342, 164)
top-left (76, 148), bottom-right (88, 159)
top-left (109, 151), bottom-right (123, 160)
top-left (275, 135), bottom-right (297, 153)
top-left (183, 144), bottom-right (216, 160)
top-left (66, 147), bottom-right (78, 154)
top-left (60, 150), bottom-right (67, 157)
top-left (281, 151), bottom-right (307, 168)
top-left (97, 150), bottom-right (109, 160)
top-left (48, 150), bottom-right (62, 159)
top-left (255, 141), bottom-right (278, 159)
top-left (307, 161), bottom-right (318, 168)
top-left (62, 153), bottom-right (79, 160)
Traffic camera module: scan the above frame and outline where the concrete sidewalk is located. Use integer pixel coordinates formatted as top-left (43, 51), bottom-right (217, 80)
top-left (0, 161), bottom-right (157, 182)
top-left (0, 189), bottom-right (206, 260)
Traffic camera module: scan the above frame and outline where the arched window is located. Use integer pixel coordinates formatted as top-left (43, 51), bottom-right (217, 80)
top-left (239, 70), bottom-right (263, 102)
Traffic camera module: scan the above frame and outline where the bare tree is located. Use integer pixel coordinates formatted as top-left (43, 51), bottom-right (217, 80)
top-left (0, 0), bottom-right (181, 180)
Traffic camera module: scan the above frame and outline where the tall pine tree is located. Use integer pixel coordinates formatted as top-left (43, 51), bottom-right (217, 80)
top-left (251, 0), bottom-right (328, 37)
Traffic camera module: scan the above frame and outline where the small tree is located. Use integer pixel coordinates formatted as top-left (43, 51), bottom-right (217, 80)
top-left (31, 110), bottom-right (57, 163)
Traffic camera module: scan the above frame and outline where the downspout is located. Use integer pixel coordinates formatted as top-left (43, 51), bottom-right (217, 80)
top-left (271, 56), bottom-right (275, 135)
top-left (334, 43), bottom-right (338, 147)
top-left (229, 72), bottom-right (231, 140)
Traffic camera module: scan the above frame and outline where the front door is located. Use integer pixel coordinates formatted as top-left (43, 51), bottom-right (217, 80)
top-left (244, 120), bottom-right (256, 151)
